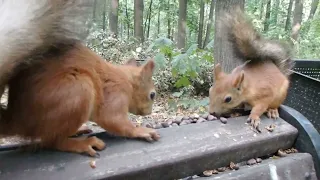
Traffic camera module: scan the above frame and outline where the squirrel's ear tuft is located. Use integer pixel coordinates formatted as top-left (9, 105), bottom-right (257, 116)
top-left (124, 58), bottom-right (138, 66)
top-left (232, 70), bottom-right (245, 89)
top-left (214, 63), bottom-right (224, 80)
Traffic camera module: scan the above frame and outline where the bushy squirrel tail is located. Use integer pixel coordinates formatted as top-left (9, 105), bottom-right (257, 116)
top-left (218, 7), bottom-right (295, 76)
top-left (0, 0), bottom-right (94, 136)
top-left (0, 0), bottom-right (94, 87)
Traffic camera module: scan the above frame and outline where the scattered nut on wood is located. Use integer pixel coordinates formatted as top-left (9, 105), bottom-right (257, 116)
top-left (256, 158), bottom-right (262, 163)
top-left (277, 149), bottom-right (287, 157)
top-left (220, 117), bottom-right (228, 124)
top-left (212, 169), bottom-right (219, 174)
top-left (202, 170), bottom-right (213, 177)
top-left (194, 113), bottom-right (200, 119)
top-left (161, 122), bottom-right (170, 128)
top-left (229, 162), bottom-right (239, 170)
top-left (217, 167), bottom-right (226, 172)
top-left (265, 124), bottom-right (276, 132)
top-left (89, 160), bottom-right (96, 169)
top-left (285, 148), bottom-right (292, 154)
top-left (284, 147), bottom-right (298, 154)
top-left (247, 158), bottom-right (257, 165)
top-left (291, 147), bottom-right (298, 153)
top-left (207, 115), bottom-right (217, 121)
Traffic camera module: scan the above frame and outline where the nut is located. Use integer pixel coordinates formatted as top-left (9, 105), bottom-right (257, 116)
top-left (229, 162), bottom-right (239, 170)
top-left (277, 149), bottom-right (287, 157)
top-left (217, 167), bottom-right (226, 172)
top-left (90, 160), bottom-right (96, 168)
top-left (256, 158), bottom-right (262, 163)
top-left (247, 158), bottom-right (257, 165)
top-left (265, 124), bottom-right (276, 132)
top-left (202, 170), bottom-right (213, 177)
top-left (220, 117), bottom-right (228, 124)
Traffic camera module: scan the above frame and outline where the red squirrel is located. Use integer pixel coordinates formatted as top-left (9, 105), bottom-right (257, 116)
top-left (0, 0), bottom-right (94, 136)
top-left (0, 43), bottom-right (160, 157)
top-left (0, 0), bottom-right (160, 156)
top-left (208, 8), bottom-right (296, 131)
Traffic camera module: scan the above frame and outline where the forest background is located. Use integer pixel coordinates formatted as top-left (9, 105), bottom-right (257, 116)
top-left (86, 0), bottom-right (319, 115)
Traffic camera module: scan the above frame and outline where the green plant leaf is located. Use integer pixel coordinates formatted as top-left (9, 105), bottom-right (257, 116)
top-left (186, 44), bottom-right (198, 55)
top-left (172, 68), bottom-right (178, 78)
top-left (175, 76), bottom-right (191, 88)
top-left (171, 54), bottom-right (188, 74)
top-left (154, 53), bottom-right (166, 71)
top-left (172, 91), bottom-right (183, 97)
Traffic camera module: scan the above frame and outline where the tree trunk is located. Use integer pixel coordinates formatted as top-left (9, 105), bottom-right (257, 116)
top-left (93, 0), bottom-right (97, 22)
top-left (285, 0), bottom-right (294, 31)
top-left (308, 0), bottom-right (319, 20)
top-left (119, 0), bottom-right (122, 39)
top-left (203, 0), bottom-right (215, 48)
top-left (171, 26), bottom-right (175, 41)
top-left (109, 0), bottom-right (119, 37)
top-left (177, 0), bottom-right (187, 51)
top-left (102, 0), bottom-right (107, 31)
top-left (197, 0), bottom-right (205, 48)
top-left (214, 0), bottom-right (245, 73)
top-left (272, 0), bottom-right (280, 25)
top-left (167, 0), bottom-right (171, 39)
top-left (157, 2), bottom-right (161, 35)
top-left (292, 0), bottom-right (303, 41)
top-left (119, 15), bottom-right (122, 38)
top-left (126, 0), bottom-right (130, 39)
top-left (147, 0), bottom-right (152, 38)
top-left (264, 0), bottom-right (271, 32)
top-left (143, 1), bottom-right (150, 39)
top-left (259, 0), bottom-right (265, 19)
top-left (134, 0), bottom-right (144, 42)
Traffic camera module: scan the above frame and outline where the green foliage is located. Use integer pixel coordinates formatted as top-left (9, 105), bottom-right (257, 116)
top-left (146, 36), bottom-right (214, 95)
top-left (245, 1), bottom-right (320, 59)
top-left (87, 0), bottom-right (320, 102)
top-left (167, 96), bottom-right (209, 112)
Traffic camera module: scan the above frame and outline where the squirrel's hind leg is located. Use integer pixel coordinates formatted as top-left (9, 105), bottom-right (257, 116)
top-left (48, 136), bottom-right (105, 157)
top-left (35, 72), bottom-right (106, 157)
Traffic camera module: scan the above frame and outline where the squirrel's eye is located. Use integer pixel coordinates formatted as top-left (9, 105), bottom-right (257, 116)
top-left (224, 96), bottom-right (232, 103)
top-left (150, 92), bottom-right (156, 100)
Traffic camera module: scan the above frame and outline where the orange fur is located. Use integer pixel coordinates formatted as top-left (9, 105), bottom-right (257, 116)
top-left (209, 62), bottom-right (289, 116)
top-left (209, 61), bottom-right (289, 129)
top-left (0, 42), bottom-right (160, 156)
top-left (209, 8), bottom-right (295, 130)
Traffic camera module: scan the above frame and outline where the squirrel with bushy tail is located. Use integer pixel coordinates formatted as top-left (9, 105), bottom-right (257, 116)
top-left (0, 0), bottom-right (160, 156)
top-left (208, 7), bottom-right (299, 131)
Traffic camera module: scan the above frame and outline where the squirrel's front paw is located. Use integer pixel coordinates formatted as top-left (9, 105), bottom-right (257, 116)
top-left (247, 114), bottom-right (261, 132)
top-left (267, 108), bottom-right (279, 119)
top-left (133, 127), bottom-right (161, 142)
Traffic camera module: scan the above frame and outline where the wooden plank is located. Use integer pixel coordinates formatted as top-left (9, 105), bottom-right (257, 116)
top-left (0, 115), bottom-right (298, 180)
top-left (203, 153), bottom-right (318, 180)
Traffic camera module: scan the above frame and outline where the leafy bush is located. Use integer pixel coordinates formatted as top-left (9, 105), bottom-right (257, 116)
top-left (86, 28), bottom-right (215, 96)
top-left (147, 37), bottom-right (215, 96)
